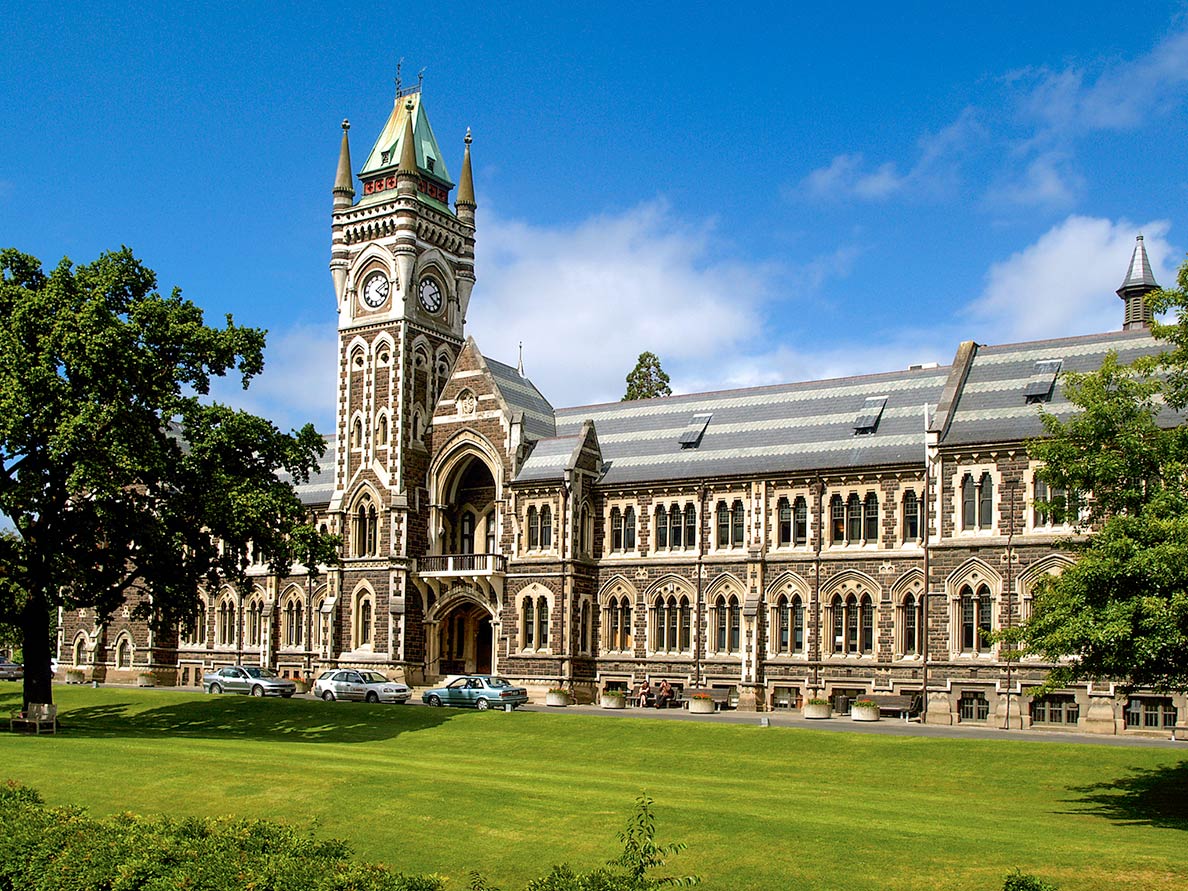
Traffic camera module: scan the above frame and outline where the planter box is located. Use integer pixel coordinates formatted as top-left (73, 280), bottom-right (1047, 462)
top-left (545, 691), bottom-right (570, 707)
top-left (137, 673), bottom-right (156, 688)
top-left (688, 698), bottom-right (716, 714)
top-left (851, 705), bottom-right (880, 722)
top-left (64, 670), bottom-right (86, 685)
top-left (600, 694), bottom-right (627, 710)
top-left (803, 702), bottom-right (832, 719)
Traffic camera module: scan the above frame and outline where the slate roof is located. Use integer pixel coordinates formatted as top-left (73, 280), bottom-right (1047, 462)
top-left (534, 366), bottom-right (948, 486)
top-left (485, 356), bottom-right (556, 440)
top-left (514, 434), bottom-right (584, 483)
top-left (285, 435), bottom-right (337, 507)
top-left (942, 329), bottom-right (1177, 445)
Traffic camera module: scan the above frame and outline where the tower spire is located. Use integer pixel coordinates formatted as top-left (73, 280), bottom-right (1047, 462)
top-left (1117, 234), bottom-right (1159, 330)
top-left (456, 128), bottom-right (476, 224)
top-left (333, 119), bottom-right (354, 210)
top-left (397, 99), bottom-right (418, 176)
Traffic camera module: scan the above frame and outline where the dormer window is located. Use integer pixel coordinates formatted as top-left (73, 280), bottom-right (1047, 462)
top-left (1025, 360), bottom-right (1062, 403)
top-left (854, 397), bottom-right (887, 434)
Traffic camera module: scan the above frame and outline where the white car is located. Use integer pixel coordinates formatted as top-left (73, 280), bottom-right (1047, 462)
top-left (313, 668), bottom-right (411, 703)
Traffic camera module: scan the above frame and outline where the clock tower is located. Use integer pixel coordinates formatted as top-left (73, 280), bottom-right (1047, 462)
top-left (327, 84), bottom-right (477, 673)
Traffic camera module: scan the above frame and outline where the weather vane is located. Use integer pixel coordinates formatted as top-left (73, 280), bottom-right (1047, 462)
top-left (394, 57), bottom-right (404, 97)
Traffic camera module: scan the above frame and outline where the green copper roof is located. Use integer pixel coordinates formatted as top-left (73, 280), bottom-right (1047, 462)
top-left (358, 92), bottom-right (454, 197)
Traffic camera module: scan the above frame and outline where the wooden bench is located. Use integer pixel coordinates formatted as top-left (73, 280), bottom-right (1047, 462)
top-left (10, 703), bottom-right (57, 734)
top-left (866, 694), bottom-right (920, 722)
top-left (683, 687), bottom-right (732, 711)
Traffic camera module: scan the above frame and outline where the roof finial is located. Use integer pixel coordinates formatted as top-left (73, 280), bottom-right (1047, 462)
top-left (517, 341), bottom-right (524, 377)
top-left (418, 67), bottom-right (426, 91)
top-left (397, 100), bottom-right (418, 177)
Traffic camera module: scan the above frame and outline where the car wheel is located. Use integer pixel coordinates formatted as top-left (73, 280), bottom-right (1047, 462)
top-left (322, 690), bottom-right (335, 702)
top-left (475, 698), bottom-right (489, 711)
top-left (281, 693), bottom-right (293, 699)
top-left (251, 685), bottom-right (264, 697)
top-left (427, 694), bottom-right (442, 707)
top-left (366, 691), bottom-right (379, 703)
top-left (209, 683), bottom-right (222, 695)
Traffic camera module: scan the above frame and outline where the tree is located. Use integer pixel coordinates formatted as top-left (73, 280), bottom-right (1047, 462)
top-left (0, 248), bottom-right (340, 708)
top-left (1013, 255), bottom-right (1188, 693)
top-left (623, 352), bottom-right (672, 401)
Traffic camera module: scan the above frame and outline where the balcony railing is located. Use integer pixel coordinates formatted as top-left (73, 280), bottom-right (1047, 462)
top-left (415, 553), bottom-right (507, 576)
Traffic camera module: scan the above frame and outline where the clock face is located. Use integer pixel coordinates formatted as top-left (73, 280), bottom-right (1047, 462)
top-left (361, 271), bottom-right (389, 309)
top-left (419, 277), bottom-right (443, 313)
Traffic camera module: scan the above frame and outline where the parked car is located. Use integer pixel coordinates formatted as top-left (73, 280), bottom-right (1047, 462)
top-left (0, 660), bottom-right (23, 681)
top-left (313, 669), bottom-right (411, 703)
top-left (421, 675), bottom-right (529, 710)
top-left (202, 665), bottom-right (296, 697)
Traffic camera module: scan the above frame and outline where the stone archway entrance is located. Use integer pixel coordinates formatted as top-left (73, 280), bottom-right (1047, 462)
top-left (434, 599), bottom-right (495, 676)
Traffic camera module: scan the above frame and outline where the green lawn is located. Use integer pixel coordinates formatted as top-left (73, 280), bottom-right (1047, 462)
top-left (2, 686), bottom-right (1185, 891)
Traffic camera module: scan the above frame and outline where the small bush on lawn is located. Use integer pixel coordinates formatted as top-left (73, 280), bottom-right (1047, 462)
top-left (0, 781), bottom-right (442, 891)
top-left (0, 785), bottom-right (696, 891)
top-left (1003, 868), bottom-right (1059, 890)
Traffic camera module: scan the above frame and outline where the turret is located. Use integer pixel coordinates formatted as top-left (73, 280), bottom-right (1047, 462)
top-left (455, 128), bottom-right (476, 226)
top-left (333, 119), bottom-right (354, 210)
top-left (1117, 234), bottom-right (1159, 330)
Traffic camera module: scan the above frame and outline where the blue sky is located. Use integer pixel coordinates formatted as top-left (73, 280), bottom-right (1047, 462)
top-left (2, 2), bottom-right (1187, 433)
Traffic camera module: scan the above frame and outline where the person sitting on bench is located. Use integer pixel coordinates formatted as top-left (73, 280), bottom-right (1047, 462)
top-left (656, 679), bottom-right (675, 709)
top-left (637, 679), bottom-right (651, 708)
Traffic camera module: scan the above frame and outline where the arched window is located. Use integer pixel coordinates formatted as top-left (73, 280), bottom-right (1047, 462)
top-left (283, 596), bottom-right (304, 648)
top-left (962, 473), bottom-right (994, 530)
top-left (716, 502), bottom-right (729, 547)
top-left (715, 595), bottom-right (728, 652)
top-left (903, 490), bottom-right (920, 541)
top-left (183, 602), bottom-right (207, 646)
top-left (536, 596), bottom-right (549, 647)
top-left (312, 596), bottom-right (326, 649)
top-left (793, 496), bottom-right (809, 545)
top-left (830, 592), bottom-right (874, 655)
top-left (484, 511), bottom-right (497, 553)
top-left (623, 507), bottom-right (636, 550)
top-left (540, 505), bottom-right (552, 548)
top-left (679, 596), bottom-right (692, 651)
top-left (246, 597), bottom-right (263, 647)
top-left (353, 494), bottom-right (379, 557)
top-left (611, 507), bottom-right (623, 551)
top-left (116, 637), bottom-right (132, 669)
top-left (412, 410), bottom-right (423, 442)
top-left (731, 501), bottom-right (745, 547)
top-left (528, 505), bottom-right (540, 550)
top-left (580, 503), bottom-right (591, 553)
top-left (830, 495), bottom-right (845, 543)
top-left (522, 597), bottom-right (535, 648)
top-left (460, 510), bottom-right (475, 554)
top-left (900, 592), bottom-right (922, 655)
top-left (356, 595), bottom-right (373, 648)
top-left (792, 595), bottom-right (804, 653)
top-left (864, 493), bottom-right (879, 542)
top-left (978, 473), bottom-right (994, 530)
top-left (860, 595), bottom-right (874, 652)
top-left (959, 583), bottom-right (993, 652)
top-left (684, 504), bottom-right (696, 549)
top-left (653, 594), bottom-right (689, 653)
top-left (73, 636), bottom-right (86, 666)
top-left (777, 497), bottom-right (792, 546)
top-left (376, 414), bottom-right (388, 446)
top-left (580, 601), bottom-right (590, 653)
top-left (654, 505), bottom-right (668, 549)
top-left (604, 594), bottom-right (633, 651)
top-left (719, 595), bottom-right (739, 652)
top-left (217, 596), bottom-right (236, 646)
top-left (351, 417), bottom-right (363, 449)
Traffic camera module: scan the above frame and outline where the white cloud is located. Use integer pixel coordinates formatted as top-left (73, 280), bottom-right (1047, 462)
top-left (468, 201), bottom-right (772, 407)
top-left (986, 151), bottom-right (1084, 209)
top-left (799, 108), bottom-right (981, 202)
top-left (209, 323), bottom-right (337, 433)
top-left (970, 215), bottom-right (1177, 342)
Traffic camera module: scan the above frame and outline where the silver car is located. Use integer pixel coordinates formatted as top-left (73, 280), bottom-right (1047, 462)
top-left (313, 668), bottom-right (411, 703)
top-left (203, 665), bottom-right (296, 698)
top-left (0, 660), bottom-right (22, 681)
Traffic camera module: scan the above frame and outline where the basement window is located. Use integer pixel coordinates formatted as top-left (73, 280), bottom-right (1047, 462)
top-left (1024, 360), bottom-right (1062, 403)
top-left (853, 397), bottom-right (887, 435)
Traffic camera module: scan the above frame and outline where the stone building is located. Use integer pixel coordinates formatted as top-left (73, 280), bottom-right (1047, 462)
top-left (59, 86), bottom-right (1184, 736)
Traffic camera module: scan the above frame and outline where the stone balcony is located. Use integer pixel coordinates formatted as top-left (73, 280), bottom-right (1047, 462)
top-left (412, 553), bottom-right (506, 601)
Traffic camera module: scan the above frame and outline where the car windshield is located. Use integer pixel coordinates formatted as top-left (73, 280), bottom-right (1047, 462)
top-left (243, 667), bottom-right (278, 679)
top-left (360, 671), bottom-right (388, 683)
top-left (487, 678), bottom-right (513, 688)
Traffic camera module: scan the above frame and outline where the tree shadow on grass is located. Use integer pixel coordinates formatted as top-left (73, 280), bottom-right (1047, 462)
top-left (0, 689), bottom-right (464, 744)
top-left (1065, 760), bottom-right (1188, 831)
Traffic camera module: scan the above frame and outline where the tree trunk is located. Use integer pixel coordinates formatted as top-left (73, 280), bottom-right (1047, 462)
top-left (20, 588), bottom-right (54, 710)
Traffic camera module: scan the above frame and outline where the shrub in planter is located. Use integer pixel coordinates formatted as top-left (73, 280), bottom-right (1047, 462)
top-left (851, 698), bottom-right (880, 721)
top-left (137, 671), bottom-right (157, 687)
top-left (600, 690), bottom-right (627, 709)
top-left (803, 697), bottom-right (832, 719)
top-left (688, 693), bottom-right (716, 714)
top-left (545, 687), bottom-right (571, 706)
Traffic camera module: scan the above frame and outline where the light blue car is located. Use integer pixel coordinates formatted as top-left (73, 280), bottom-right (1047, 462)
top-left (421, 675), bottom-right (529, 710)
